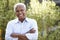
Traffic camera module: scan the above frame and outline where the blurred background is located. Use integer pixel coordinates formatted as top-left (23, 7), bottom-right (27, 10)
top-left (0, 0), bottom-right (60, 40)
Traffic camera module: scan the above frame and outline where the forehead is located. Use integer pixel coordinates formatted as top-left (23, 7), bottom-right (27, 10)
top-left (16, 5), bottom-right (25, 10)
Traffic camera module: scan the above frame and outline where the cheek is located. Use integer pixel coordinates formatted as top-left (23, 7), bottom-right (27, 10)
top-left (23, 11), bottom-right (26, 15)
top-left (16, 13), bottom-right (19, 17)
top-left (23, 13), bottom-right (26, 16)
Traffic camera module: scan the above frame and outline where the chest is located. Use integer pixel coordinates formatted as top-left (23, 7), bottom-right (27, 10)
top-left (12, 22), bottom-right (32, 34)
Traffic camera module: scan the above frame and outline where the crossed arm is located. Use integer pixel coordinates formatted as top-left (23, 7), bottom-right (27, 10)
top-left (10, 28), bottom-right (36, 40)
top-left (5, 19), bottom-right (38, 40)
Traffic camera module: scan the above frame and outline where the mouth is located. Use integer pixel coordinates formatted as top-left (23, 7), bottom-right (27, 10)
top-left (18, 14), bottom-right (24, 19)
top-left (19, 14), bottom-right (23, 17)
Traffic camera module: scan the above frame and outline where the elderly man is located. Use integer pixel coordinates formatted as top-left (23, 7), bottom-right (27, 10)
top-left (5, 3), bottom-right (38, 40)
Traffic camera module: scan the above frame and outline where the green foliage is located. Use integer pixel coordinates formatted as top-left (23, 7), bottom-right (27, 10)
top-left (27, 0), bottom-right (60, 40)
top-left (47, 28), bottom-right (60, 40)
top-left (19, 0), bottom-right (25, 3)
top-left (0, 0), bottom-right (19, 29)
top-left (0, 0), bottom-right (60, 40)
top-left (0, 0), bottom-right (19, 39)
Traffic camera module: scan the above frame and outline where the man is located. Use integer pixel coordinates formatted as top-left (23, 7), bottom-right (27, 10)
top-left (5, 3), bottom-right (38, 40)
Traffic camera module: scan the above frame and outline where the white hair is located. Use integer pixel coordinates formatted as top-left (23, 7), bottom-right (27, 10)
top-left (14, 3), bottom-right (26, 12)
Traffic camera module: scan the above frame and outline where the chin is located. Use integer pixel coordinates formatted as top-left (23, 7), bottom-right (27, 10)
top-left (19, 17), bottom-right (24, 19)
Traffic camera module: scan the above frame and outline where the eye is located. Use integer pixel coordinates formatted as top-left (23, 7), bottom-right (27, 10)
top-left (21, 9), bottom-right (24, 11)
top-left (16, 10), bottom-right (19, 12)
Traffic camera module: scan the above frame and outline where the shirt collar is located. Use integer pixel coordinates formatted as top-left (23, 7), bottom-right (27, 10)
top-left (15, 17), bottom-right (28, 23)
top-left (25, 17), bottom-right (29, 22)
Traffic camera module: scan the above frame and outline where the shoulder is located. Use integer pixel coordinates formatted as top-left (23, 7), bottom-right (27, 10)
top-left (27, 18), bottom-right (38, 28)
top-left (7, 18), bottom-right (17, 24)
top-left (27, 18), bottom-right (37, 23)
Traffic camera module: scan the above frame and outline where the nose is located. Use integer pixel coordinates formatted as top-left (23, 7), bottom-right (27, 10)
top-left (19, 11), bottom-right (22, 14)
top-left (19, 11), bottom-right (22, 15)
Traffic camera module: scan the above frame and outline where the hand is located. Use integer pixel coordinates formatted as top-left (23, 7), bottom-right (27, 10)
top-left (10, 33), bottom-right (19, 38)
top-left (26, 28), bottom-right (36, 33)
top-left (18, 34), bottom-right (28, 40)
top-left (10, 33), bottom-right (28, 40)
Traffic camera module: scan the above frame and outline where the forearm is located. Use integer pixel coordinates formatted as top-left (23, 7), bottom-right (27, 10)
top-left (18, 34), bottom-right (28, 40)
top-left (25, 28), bottom-right (38, 40)
top-left (11, 28), bottom-right (36, 40)
top-left (25, 33), bottom-right (38, 40)
top-left (11, 33), bottom-right (28, 40)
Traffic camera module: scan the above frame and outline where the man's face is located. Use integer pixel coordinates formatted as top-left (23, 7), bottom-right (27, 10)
top-left (15, 5), bottom-right (26, 20)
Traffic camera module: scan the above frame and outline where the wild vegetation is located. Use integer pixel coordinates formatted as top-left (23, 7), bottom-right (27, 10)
top-left (0, 0), bottom-right (60, 40)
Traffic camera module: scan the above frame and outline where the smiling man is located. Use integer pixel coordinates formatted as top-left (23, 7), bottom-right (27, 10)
top-left (5, 3), bottom-right (38, 40)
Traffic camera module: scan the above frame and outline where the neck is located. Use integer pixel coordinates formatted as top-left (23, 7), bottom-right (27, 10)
top-left (19, 18), bottom-right (25, 22)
